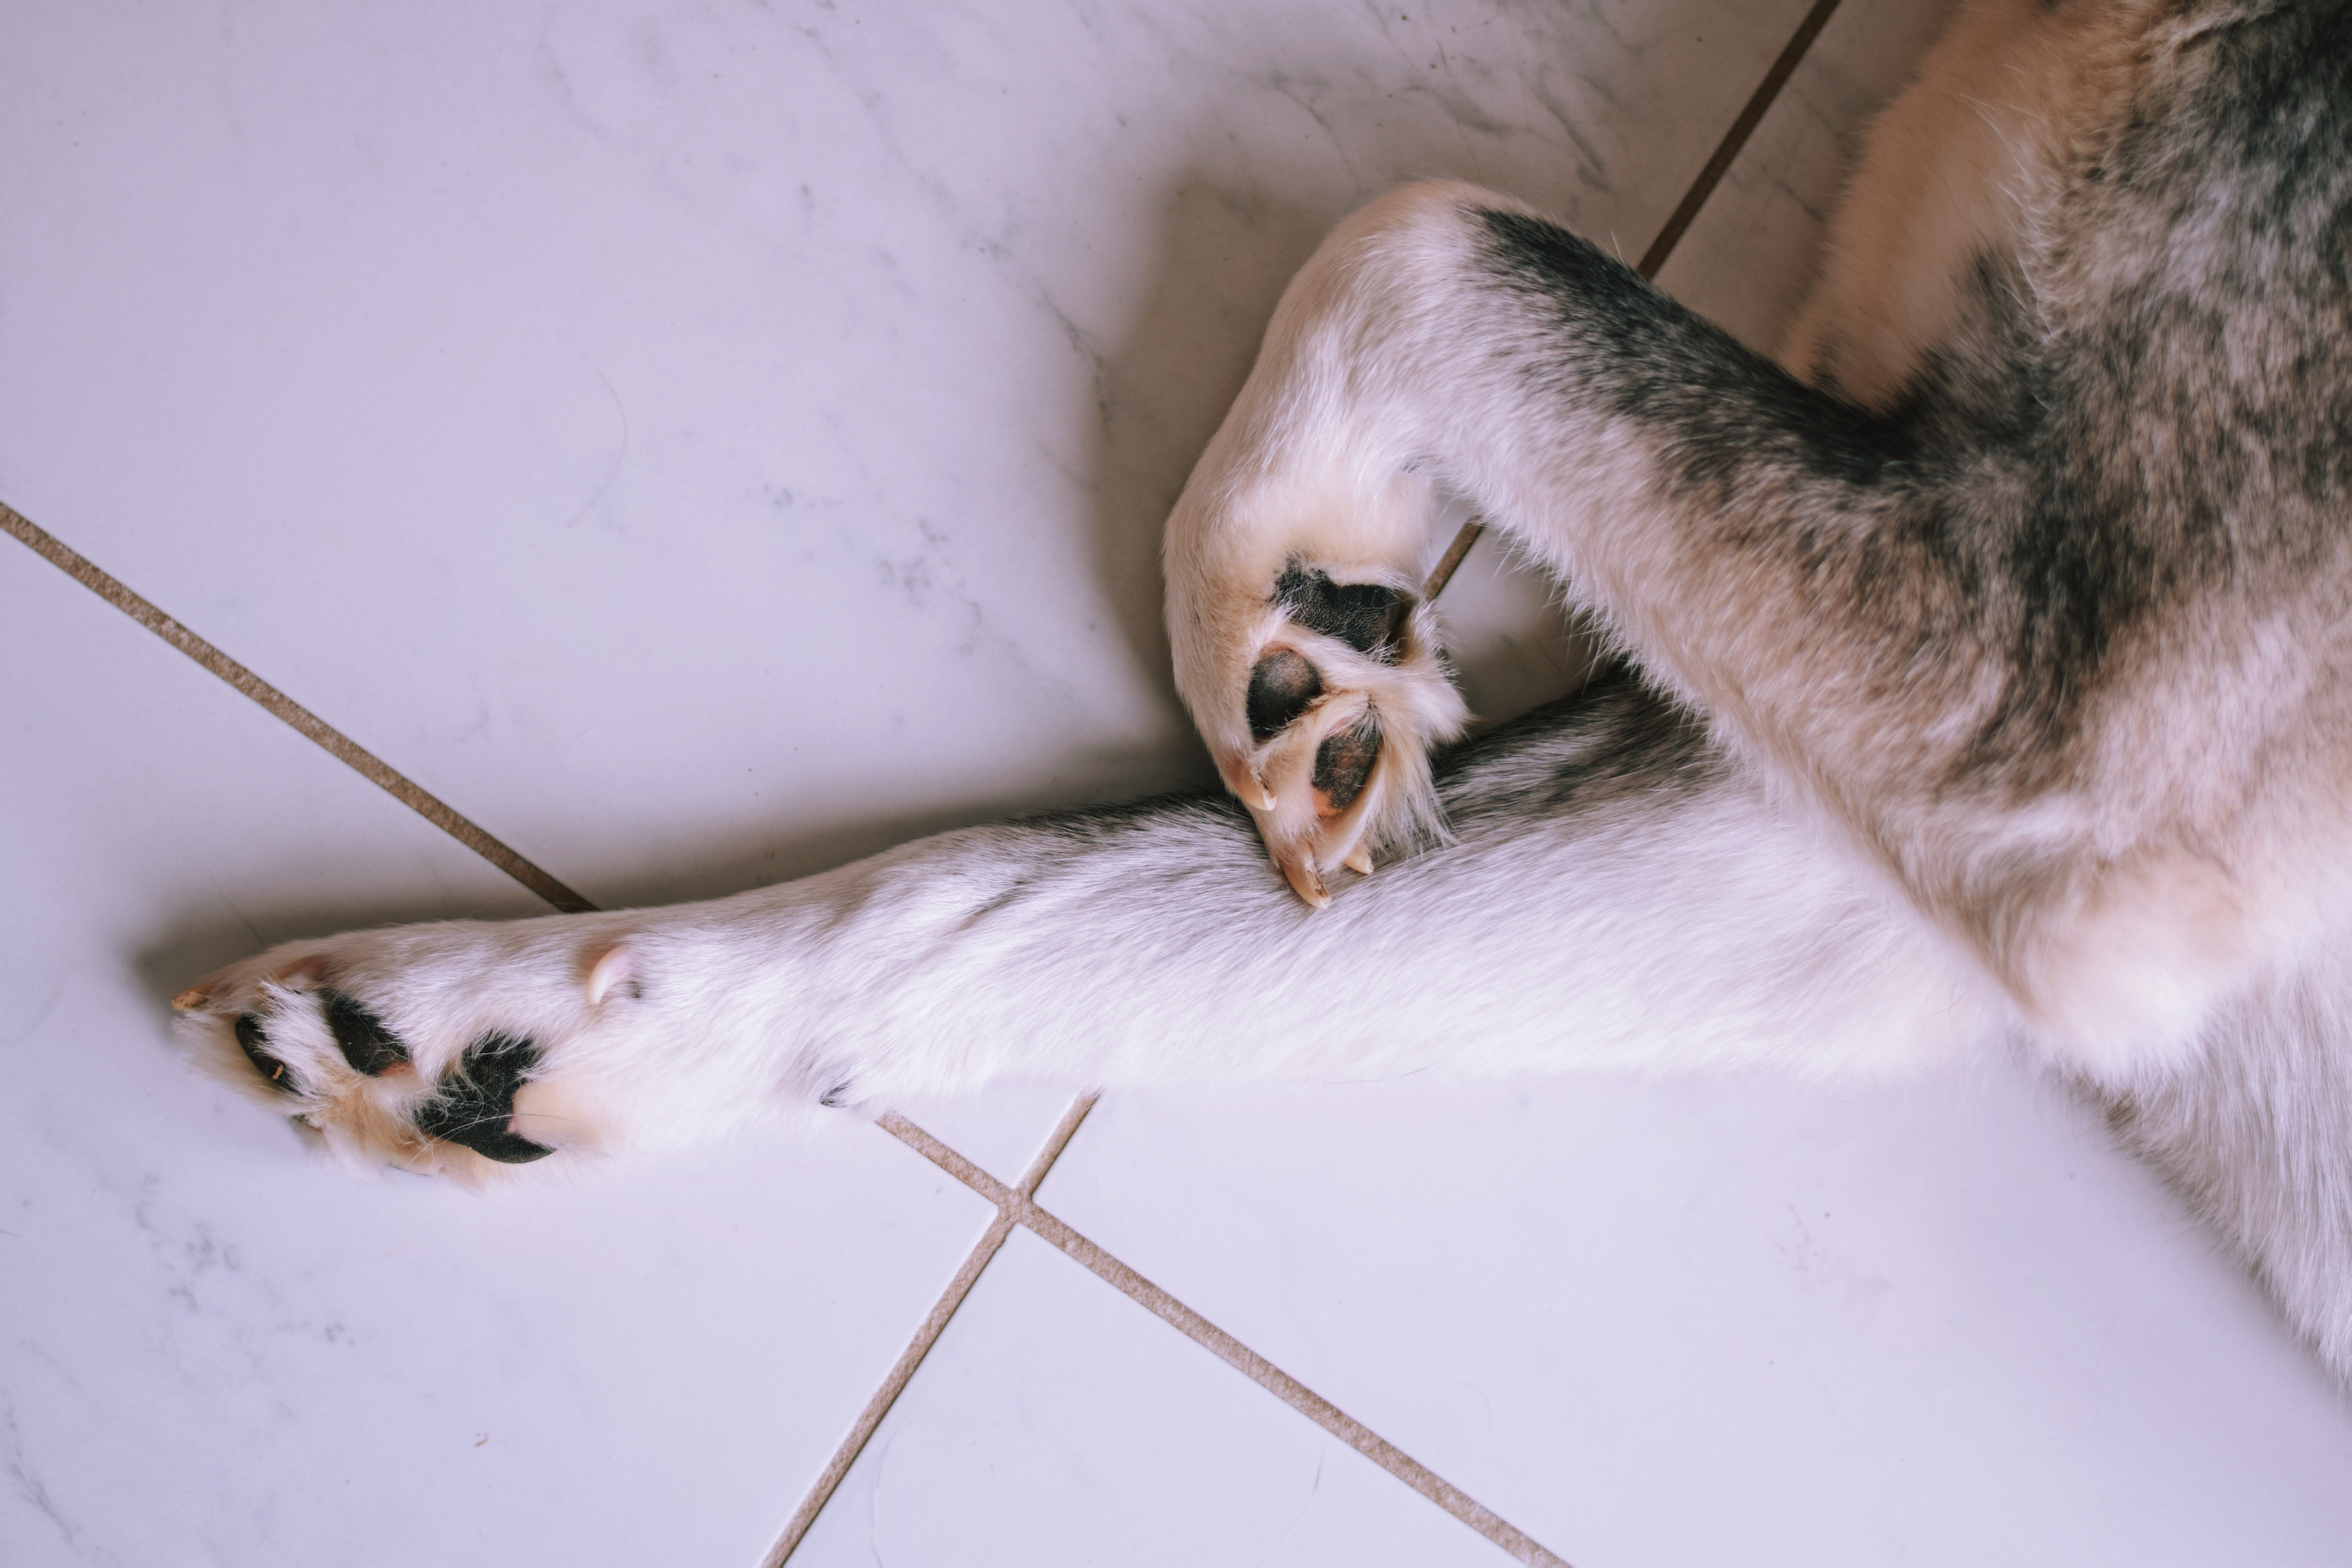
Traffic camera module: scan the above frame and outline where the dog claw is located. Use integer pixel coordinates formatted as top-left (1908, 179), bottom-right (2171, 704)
top-left (1343, 845), bottom-right (1374, 877)
top-left (1278, 854), bottom-right (1330, 909)
top-left (1217, 757), bottom-right (1279, 814)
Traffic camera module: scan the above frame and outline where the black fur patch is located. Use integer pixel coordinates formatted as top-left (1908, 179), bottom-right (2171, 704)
top-left (414, 1033), bottom-right (555, 1164)
top-left (1274, 563), bottom-right (1411, 659)
top-left (1474, 210), bottom-right (1900, 495)
top-left (235, 1014), bottom-right (298, 1096)
top-left (1437, 661), bottom-right (1718, 823)
top-left (322, 991), bottom-right (410, 1076)
top-left (1312, 708), bottom-right (1383, 812)
top-left (1247, 648), bottom-right (1323, 739)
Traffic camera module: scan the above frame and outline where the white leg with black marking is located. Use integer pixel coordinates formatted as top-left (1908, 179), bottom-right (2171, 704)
top-left (174, 677), bottom-right (1987, 1180)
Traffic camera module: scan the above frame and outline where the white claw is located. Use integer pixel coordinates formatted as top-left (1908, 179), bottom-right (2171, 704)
top-left (1278, 854), bottom-right (1330, 909)
top-left (1343, 845), bottom-right (1374, 877)
top-left (586, 944), bottom-right (637, 1006)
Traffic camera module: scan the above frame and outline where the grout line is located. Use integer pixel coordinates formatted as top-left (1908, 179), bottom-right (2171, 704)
top-left (1421, 520), bottom-right (1485, 601)
top-left (762, 1093), bottom-right (1101, 1566)
top-left (1020, 1205), bottom-right (1569, 1568)
top-left (1635, 0), bottom-right (1845, 279)
top-left (758, 1206), bottom-right (1020, 1568)
top-left (1422, 0), bottom-right (1844, 602)
top-left (1420, 523), bottom-right (1483, 601)
top-left (810, 14), bottom-right (1853, 1553)
top-left (1, 500), bottom-right (595, 915)
top-left (881, 1109), bottom-right (1033, 1210)
top-left (878, 1113), bottom-right (1573, 1568)
top-left (1015, 1092), bottom-right (1102, 1199)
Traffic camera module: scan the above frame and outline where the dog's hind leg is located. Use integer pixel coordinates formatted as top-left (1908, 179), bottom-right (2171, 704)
top-left (2098, 968), bottom-right (2352, 1386)
top-left (1779, 0), bottom-right (2116, 408)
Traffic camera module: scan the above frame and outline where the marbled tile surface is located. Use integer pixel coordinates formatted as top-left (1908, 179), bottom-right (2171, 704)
top-left (8, 0), bottom-right (2351, 1564)
top-left (794, 1227), bottom-right (1512, 1567)
top-left (1039, 1073), bottom-right (2352, 1566)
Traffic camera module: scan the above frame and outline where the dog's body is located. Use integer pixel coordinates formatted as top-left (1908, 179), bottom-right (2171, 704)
top-left (176, 0), bottom-right (2352, 1382)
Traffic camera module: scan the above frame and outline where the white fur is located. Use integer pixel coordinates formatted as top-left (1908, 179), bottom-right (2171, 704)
top-left (181, 744), bottom-right (1987, 1183)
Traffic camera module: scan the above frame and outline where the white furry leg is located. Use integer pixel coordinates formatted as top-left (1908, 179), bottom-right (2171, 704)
top-left (882, 674), bottom-right (1991, 1091)
top-left (178, 677), bottom-right (1991, 1180)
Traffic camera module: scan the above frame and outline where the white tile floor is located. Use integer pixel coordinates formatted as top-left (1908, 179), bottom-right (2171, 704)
top-left (5, 2), bottom-right (2350, 1565)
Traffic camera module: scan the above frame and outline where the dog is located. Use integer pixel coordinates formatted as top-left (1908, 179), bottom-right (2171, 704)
top-left (173, 0), bottom-right (2352, 1384)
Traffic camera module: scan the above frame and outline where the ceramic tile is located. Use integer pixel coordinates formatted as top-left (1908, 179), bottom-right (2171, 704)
top-left (0, 0), bottom-right (1812, 920)
top-left (1038, 1069), bottom-right (2352, 1566)
top-left (0, 541), bottom-right (1001, 1567)
top-left (791, 1225), bottom-right (1513, 1568)
top-left (7, 4), bottom-right (2173, 1564)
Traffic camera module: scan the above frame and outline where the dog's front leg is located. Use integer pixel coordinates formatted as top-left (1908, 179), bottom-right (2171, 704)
top-left (176, 675), bottom-right (1982, 1181)
top-left (1168, 182), bottom-right (1984, 881)
top-left (1167, 180), bottom-right (2254, 1067)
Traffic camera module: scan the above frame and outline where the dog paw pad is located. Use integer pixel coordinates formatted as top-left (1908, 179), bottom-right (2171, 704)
top-left (1247, 647), bottom-right (1325, 738)
top-left (1216, 561), bottom-right (1467, 903)
top-left (234, 1014), bottom-right (299, 1095)
top-left (1275, 563), bottom-right (1410, 659)
top-left (323, 990), bottom-right (411, 1076)
top-left (412, 1033), bottom-right (555, 1165)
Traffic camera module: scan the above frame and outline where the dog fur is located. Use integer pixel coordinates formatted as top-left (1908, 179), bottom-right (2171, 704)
top-left (175, 0), bottom-right (2352, 1383)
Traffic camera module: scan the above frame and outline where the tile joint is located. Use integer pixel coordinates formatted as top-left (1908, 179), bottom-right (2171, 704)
top-left (0, 500), bottom-right (593, 913)
top-left (876, 1111), bottom-right (1574, 1568)
top-left (758, 1094), bottom-right (1103, 1568)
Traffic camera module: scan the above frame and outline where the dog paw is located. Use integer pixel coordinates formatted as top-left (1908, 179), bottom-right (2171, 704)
top-left (171, 922), bottom-right (669, 1180)
top-left (1205, 558), bottom-right (1469, 904)
top-left (1162, 185), bottom-right (1499, 903)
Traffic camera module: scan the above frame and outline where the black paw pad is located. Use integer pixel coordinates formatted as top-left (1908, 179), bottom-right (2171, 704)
top-left (1312, 708), bottom-right (1383, 813)
top-left (323, 991), bottom-right (410, 1076)
top-left (1247, 648), bottom-right (1324, 739)
top-left (415, 1033), bottom-right (556, 1164)
top-left (235, 1014), bottom-right (299, 1096)
top-left (1274, 564), bottom-right (1411, 661)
